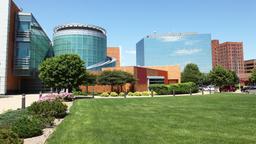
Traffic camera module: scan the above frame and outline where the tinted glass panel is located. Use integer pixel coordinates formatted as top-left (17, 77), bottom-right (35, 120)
top-left (18, 22), bottom-right (30, 32)
top-left (17, 42), bottom-right (29, 58)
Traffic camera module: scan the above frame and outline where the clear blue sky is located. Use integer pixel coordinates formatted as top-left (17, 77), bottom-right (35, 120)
top-left (14, 0), bottom-right (256, 66)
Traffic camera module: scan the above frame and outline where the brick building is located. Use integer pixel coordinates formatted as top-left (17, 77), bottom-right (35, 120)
top-left (212, 40), bottom-right (245, 77)
top-left (107, 47), bottom-right (121, 67)
top-left (81, 65), bottom-right (181, 93)
top-left (244, 59), bottom-right (256, 73)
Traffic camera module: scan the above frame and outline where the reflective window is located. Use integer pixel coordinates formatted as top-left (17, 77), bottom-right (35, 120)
top-left (18, 22), bottom-right (30, 32)
top-left (17, 42), bottom-right (30, 58)
top-left (136, 33), bottom-right (212, 72)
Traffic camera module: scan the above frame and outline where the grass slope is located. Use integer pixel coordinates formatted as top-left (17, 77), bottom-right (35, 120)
top-left (47, 93), bottom-right (256, 144)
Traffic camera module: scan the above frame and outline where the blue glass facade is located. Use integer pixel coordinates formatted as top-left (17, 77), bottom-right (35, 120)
top-left (14, 13), bottom-right (51, 76)
top-left (136, 33), bottom-right (212, 72)
top-left (53, 24), bottom-right (116, 71)
top-left (13, 12), bottom-right (52, 92)
top-left (53, 34), bottom-right (106, 67)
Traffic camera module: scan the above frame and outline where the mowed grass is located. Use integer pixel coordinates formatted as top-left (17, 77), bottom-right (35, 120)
top-left (47, 93), bottom-right (256, 144)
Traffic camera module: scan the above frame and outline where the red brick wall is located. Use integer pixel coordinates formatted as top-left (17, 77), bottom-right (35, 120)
top-left (82, 66), bottom-right (169, 93)
top-left (7, 1), bottom-right (20, 92)
top-left (107, 47), bottom-right (121, 67)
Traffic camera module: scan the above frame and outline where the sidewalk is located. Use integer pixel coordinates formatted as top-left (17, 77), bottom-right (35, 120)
top-left (0, 91), bottom-right (213, 114)
top-left (0, 94), bottom-right (40, 114)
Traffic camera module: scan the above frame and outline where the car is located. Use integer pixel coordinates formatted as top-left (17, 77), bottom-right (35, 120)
top-left (243, 86), bottom-right (256, 94)
top-left (202, 85), bottom-right (215, 91)
top-left (220, 85), bottom-right (237, 92)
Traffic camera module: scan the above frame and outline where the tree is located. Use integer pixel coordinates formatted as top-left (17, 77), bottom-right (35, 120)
top-left (208, 66), bottom-right (231, 92)
top-left (228, 70), bottom-right (239, 85)
top-left (97, 70), bottom-right (136, 92)
top-left (181, 63), bottom-right (202, 85)
top-left (199, 73), bottom-right (211, 86)
top-left (39, 54), bottom-right (87, 92)
top-left (249, 68), bottom-right (256, 85)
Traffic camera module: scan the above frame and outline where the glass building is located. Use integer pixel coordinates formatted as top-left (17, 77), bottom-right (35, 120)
top-left (14, 12), bottom-right (52, 91)
top-left (53, 24), bottom-right (116, 71)
top-left (14, 12), bottom-right (52, 76)
top-left (136, 33), bottom-right (212, 72)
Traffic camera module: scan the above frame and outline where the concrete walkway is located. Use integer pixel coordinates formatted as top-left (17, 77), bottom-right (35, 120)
top-left (0, 94), bottom-right (41, 114)
top-left (0, 91), bottom-right (215, 114)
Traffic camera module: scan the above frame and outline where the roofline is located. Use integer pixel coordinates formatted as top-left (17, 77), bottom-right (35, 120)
top-left (54, 23), bottom-right (106, 35)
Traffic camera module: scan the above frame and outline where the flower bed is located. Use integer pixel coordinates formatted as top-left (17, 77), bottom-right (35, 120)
top-left (39, 93), bottom-right (74, 102)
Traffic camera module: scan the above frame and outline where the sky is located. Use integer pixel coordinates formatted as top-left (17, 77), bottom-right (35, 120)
top-left (14, 0), bottom-right (256, 66)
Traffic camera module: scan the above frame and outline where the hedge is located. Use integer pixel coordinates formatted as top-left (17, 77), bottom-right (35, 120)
top-left (149, 82), bottom-right (199, 95)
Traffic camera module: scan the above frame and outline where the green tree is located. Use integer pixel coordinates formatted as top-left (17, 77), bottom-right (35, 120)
top-left (39, 54), bottom-right (87, 92)
top-left (199, 73), bottom-right (211, 86)
top-left (208, 66), bottom-right (231, 92)
top-left (228, 70), bottom-right (239, 85)
top-left (97, 70), bottom-right (136, 92)
top-left (249, 68), bottom-right (256, 85)
top-left (181, 63), bottom-right (202, 85)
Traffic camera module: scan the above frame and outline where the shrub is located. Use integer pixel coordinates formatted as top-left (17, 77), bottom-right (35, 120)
top-left (0, 128), bottom-right (23, 144)
top-left (128, 92), bottom-right (134, 96)
top-left (149, 84), bottom-right (170, 95)
top-left (0, 110), bottom-right (28, 129)
top-left (35, 115), bottom-right (55, 128)
top-left (134, 92), bottom-right (142, 96)
top-left (170, 82), bottom-right (198, 94)
top-left (39, 93), bottom-right (74, 102)
top-left (73, 91), bottom-right (85, 96)
top-left (12, 115), bottom-right (43, 138)
top-left (101, 92), bottom-right (109, 97)
top-left (110, 92), bottom-right (118, 97)
top-left (142, 91), bottom-right (150, 96)
top-left (149, 82), bottom-right (199, 95)
top-left (119, 92), bottom-right (126, 96)
top-left (28, 100), bottom-right (68, 119)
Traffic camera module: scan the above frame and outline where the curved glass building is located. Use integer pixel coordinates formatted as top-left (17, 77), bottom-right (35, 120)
top-left (53, 23), bottom-right (115, 70)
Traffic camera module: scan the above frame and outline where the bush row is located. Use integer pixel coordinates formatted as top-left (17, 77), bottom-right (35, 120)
top-left (101, 92), bottom-right (124, 97)
top-left (100, 91), bottom-right (157, 97)
top-left (149, 82), bottom-right (199, 95)
top-left (0, 99), bottom-right (68, 141)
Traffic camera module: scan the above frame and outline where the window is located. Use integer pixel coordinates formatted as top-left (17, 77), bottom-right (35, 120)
top-left (149, 78), bottom-right (164, 84)
top-left (18, 22), bottom-right (30, 32)
top-left (17, 42), bottom-right (30, 58)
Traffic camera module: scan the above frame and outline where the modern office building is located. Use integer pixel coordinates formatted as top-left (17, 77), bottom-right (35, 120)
top-left (136, 33), bottom-right (212, 72)
top-left (53, 24), bottom-right (116, 71)
top-left (212, 40), bottom-right (245, 76)
top-left (107, 47), bottom-right (121, 66)
top-left (244, 59), bottom-right (256, 73)
top-left (0, 0), bottom-right (52, 94)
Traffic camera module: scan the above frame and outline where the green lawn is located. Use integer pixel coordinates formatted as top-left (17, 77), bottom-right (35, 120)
top-left (47, 93), bottom-right (256, 144)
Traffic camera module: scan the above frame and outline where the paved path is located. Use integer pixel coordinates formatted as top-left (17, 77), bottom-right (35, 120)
top-left (0, 94), bottom-right (40, 114)
top-left (0, 91), bottom-right (220, 114)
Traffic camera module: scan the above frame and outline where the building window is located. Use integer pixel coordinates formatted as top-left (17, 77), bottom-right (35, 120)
top-left (18, 21), bottom-right (30, 32)
top-left (16, 42), bottom-right (30, 58)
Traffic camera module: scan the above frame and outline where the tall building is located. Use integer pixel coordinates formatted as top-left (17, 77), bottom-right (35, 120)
top-left (0, 0), bottom-right (51, 94)
top-left (244, 59), bottom-right (256, 73)
top-left (211, 40), bottom-right (244, 76)
top-left (136, 33), bottom-right (212, 72)
top-left (107, 47), bottom-right (121, 66)
top-left (53, 24), bottom-right (116, 71)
